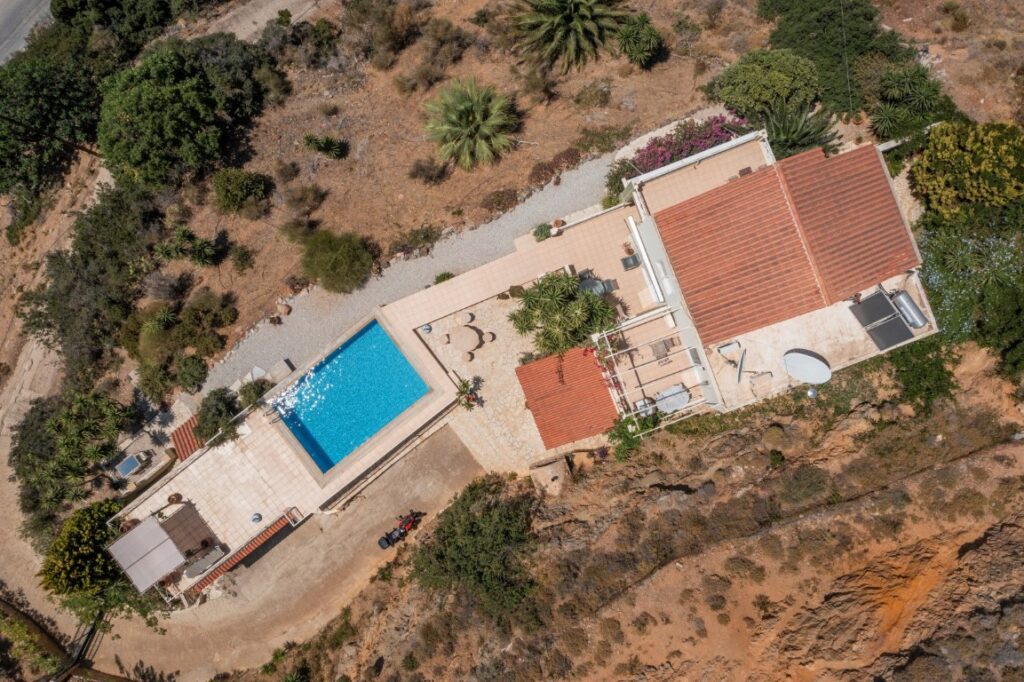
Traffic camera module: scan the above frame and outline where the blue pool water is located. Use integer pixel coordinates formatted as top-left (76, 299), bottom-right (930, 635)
top-left (273, 321), bottom-right (429, 473)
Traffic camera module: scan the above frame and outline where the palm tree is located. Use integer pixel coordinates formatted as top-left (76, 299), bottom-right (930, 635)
top-left (508, 272), bottom-right (616, 356)
top-left (425, 79), bottom-right (519, 171)
top-left (869, 103), bottom-right (907, 140)
top-left (512, 0), bottom-right (628, 73)
top-left (762, 100), bottom-right (840, 160)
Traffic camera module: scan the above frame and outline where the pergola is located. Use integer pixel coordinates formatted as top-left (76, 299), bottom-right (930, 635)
top-left (594, 308), bottom-right (709, 435)
top-left (108, 516), bottom-right (187, 593)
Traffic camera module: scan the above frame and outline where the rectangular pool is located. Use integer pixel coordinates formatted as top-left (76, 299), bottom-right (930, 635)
top-left (273, 321), bottom-right (429, 473)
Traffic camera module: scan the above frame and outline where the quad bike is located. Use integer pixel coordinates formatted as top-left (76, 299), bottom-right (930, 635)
top-left (377, 510), bottom-right (424, 550)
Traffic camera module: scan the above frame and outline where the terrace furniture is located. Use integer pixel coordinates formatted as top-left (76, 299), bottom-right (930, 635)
top-left (485, 332), bottom-right (496, 342)
top-left (621, 254), bottom-right (641, 270)
top-left (184, 544), bottom-right (226, 579)
top-left (654, 384), bottom-right (690, 414)
top-left (650, 337), bottom-right (679, 360)
top-left (634, 397), bottom-right (656, 418)
top-left (458, 311), bottom-right (474, 324)
top-left (462, 352), bottom-right (474, 362)
top-left (451, 326), bottom-right (482, 352)
top-left (441, 334), bottom-right (450, 345)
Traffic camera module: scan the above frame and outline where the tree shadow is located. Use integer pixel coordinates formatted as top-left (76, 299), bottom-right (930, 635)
top-left (115, 654), bottom-right (180, 682)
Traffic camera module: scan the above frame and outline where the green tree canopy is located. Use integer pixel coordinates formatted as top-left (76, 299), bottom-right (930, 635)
top-left (508, 271), bottom-right (616, 356)
top-left (39, 498), bottom-right (163, 624)
top-left (0, 53), bottom-right (99, 195)
top-left (705, 49), bottom-right (820, 119)
top-left (412, 475), bottom-right (536, 617)
top-left (911, 122), bottom-right (1024, 218)
top-left (98, 34), bottom-right (275, 186)
top-left (300, 231), bottom-right (373, 293)
top-left (425, 79), bottom-right (518, 171)
top-left (194, 387), bottom-right (240, 445)
top-left (18, 183), bottom-right (163, 389)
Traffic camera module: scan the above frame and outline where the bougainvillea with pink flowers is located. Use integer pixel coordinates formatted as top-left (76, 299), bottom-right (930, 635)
top-left (603, 115), bottom-right (746, 205)
top-left (632, 115), bottom-right (745, 174)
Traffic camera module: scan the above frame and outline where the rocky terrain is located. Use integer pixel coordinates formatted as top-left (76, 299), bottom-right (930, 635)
top-left (216, 346), bottom-right (1024, 681)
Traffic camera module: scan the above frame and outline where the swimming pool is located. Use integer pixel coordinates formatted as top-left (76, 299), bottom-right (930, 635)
top-left (273, 321), bottom-right (429, 473)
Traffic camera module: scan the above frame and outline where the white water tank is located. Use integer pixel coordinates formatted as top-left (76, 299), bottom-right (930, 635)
top-left (892, 290), bottom-right (927, 328)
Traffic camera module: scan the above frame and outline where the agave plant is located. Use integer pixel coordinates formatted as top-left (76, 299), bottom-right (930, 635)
top-left (869, 103), bottom-right (908, 140)
top-left (762, 100), bottom-right (840, 159)
top-left (512, 0), bottom-right (628, 73)
top-left (425, 79), bottom-right (519, 171)
top-left (508, 271), bottom-right (616, 356)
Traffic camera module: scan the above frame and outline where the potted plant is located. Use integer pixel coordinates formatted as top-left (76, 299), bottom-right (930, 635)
top-left (623, 241), bottom-right (635, 256)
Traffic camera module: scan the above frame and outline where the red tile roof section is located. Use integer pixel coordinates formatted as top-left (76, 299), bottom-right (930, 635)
top-left (654, 144), bottom-right (920, 346)
top-left (655, 166), bottom-right (827, 346)
top-left (187, 515), bottom-right (290, 597)
top-left (778, 146), bottom-right (920, 302)
top-left (515, 347), bottom-right (619, 450)
top-left (170, 415), bottom-right (201, 461)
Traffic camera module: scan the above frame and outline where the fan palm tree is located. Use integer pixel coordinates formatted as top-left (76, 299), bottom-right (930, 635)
top-left (508, 272), bottom-right (616, 356)
top-left (425, 79), bottom-right (519, 171)
top-left (762, 100), bottom-right (840, 160)
top-left (512, 0), bottom-right (628, 73)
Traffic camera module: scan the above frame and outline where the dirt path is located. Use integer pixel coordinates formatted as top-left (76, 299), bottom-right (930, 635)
top-left (87, 427), bottom-right (483, 680)
top-left (193, 0), bottom-right (320, 41)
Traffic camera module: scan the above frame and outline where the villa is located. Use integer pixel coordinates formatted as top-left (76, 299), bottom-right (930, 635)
top-left (108, 130), bottom-right (935, 603)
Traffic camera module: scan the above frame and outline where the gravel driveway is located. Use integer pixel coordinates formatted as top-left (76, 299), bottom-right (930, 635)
top-left (203, 151), bottom-right (617, 391)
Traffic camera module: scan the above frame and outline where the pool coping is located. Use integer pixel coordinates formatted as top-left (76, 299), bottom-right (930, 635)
top-left (260, 310), bottom-right (456, 496)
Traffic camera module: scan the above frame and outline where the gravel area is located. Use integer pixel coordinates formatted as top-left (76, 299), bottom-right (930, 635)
top-left (203, 151), bottom-right (617, 392)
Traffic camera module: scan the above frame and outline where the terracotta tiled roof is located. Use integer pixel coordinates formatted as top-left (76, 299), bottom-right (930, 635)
top-left (188, 515), bottom-right (290, 597)
top-left (778, 145), bottom-right (919, 302)
top-left (655, 165), bottom-right (826, 346)
top-left (515, 347), bottom-right (619, 450)
top-left (654, 144), bottom-right (919, 346)
top-left (170, 415), bottom-right (202, 461)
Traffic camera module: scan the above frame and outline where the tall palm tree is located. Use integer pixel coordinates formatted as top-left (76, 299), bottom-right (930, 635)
top-left (762, 100), bottom-right (840, 160)
top-left (512, 0), bottom-right (628, 73)
top-left (425, 79), bottom-right (519, 171)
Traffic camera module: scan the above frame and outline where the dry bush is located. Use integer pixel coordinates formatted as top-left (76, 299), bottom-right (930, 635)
top-left (716, 612), bottom-right (731, 625)
top-left (599, 618), bottom-right (624, 644)
top-left (724, 556), bottom-right (767, 583)
top-left (573, 79), bottom-right (612, 108)
top-left (274, 159), bottom-right (300, 183)
top-left (631, 611), bottom-right (656, 633)
top-left (706, 593), bottom-right (727, 611)
top-left (284, 184), bottom-right (327, 215)
top-left (408, 158), bottom-right (450, 185)
top-left (528, 160), bottom-right (557, 187)
top-left (480, 187), bottom-right (518, 212)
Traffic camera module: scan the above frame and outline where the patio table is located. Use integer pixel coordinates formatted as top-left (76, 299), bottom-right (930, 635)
top-left (451, 325), bottom-right (482, 352)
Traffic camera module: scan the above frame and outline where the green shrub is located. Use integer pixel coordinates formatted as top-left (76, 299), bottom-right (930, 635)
top-left (301, 231), bottom-right (373, 293)
top-left (759, 0), bottom-right (912, 113)
top-left (705, 49), bottom-right (820, 118)
top-left (211, 169), bottom-right (270, 215)
top-left (426, 79), bottom-right (518, 171)
top-left (303, 134), bottom-right (348, 159)
top-left (0, 612), bottom-right (62, 674)
top-left (508, 272), bottom-right (616, 356)
top-left (174, 354), bottom-right (208, 393)
top-left (194, 388), bottom-right (240, 445)
top-left (607, 414), bottom-right (659, 461)
top-left (887, 335), bottom-right (957, 410)
top-left (911, 122), bottom-right (1024, 217)
top-left (533, 223), bottom-right (552, 241)
top-left (412, 475), bottom-right (536, 617)
top-left (617, 13), bottom-right (663, 68)
top-left (239, 378), bottom-right (273, 408)
top-left (401, 652), bottom-right (419, 671)
top-left (434, 271), bottom-right (455, 284)
top-left (230, 244), bottom-right (256, 272)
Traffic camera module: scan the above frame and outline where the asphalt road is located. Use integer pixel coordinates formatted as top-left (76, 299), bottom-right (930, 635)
top-left (0, 0), bottom-right (50, 63)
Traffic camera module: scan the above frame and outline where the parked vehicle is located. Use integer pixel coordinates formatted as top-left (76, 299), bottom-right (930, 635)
top-left (377, 510), bottom-right (424, 550)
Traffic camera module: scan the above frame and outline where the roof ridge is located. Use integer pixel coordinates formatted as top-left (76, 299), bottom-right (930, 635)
top-left (773, 165), bottom-right (829, 306)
